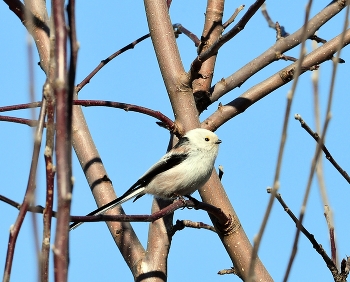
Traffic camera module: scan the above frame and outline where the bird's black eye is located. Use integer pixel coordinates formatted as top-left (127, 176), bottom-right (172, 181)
top-left (205, 137), bottom-right (210, 142)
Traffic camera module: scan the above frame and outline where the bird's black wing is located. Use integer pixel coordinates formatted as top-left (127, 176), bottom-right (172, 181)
top-left (125, 136), bottom-right (191, 201)
top-left (69, 137), bottom-right (189, 231)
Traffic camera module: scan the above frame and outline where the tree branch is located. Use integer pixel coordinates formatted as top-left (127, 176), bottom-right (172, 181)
top-left (208, 1), bottom-right (348, 108)
top-left (295, 114), bottom-right (350, 183)
top-left (202, 28), bottom-right (350, 131)
top-left (268, 190), bottom-right (348, 281)
top-left (52, 0), bottom-right (71, 280)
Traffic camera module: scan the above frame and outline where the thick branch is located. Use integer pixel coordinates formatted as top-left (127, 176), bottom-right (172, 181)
top-left (192, 0), bottom-right (224, 112)
top-left (144, 0), bottom-right (198, 133)
top-left (145, 1), bottom-right (273, 280)
top-left (202, 28), bottom-right (350, 131)
top-left (208, 1), bottom-right (348, 107)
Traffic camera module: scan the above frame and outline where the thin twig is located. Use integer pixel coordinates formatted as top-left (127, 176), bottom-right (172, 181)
top-left (206, 1), bottom-right (347, 111)
top-left (276, 53), bottom-right (297, 62)
top-left (0, 194), bottom-right (58, 217)
top-left (294, 114), bottom-right (350, 183)
top-left (281, 1), bottom-right (315, 279)
top-left (0, 100), bottom-right (175, 131)
top-left (218, 267), bottom-right (239, 277)
top-left (0, 101), bottom-right (42, 112)
top-left (248, 2), bottom-right (314, 281)
top-left (268, 189), bottom-right (349, 281)
top-left (52, 0), bottom-right (71, 281)
top-left (324, 205), bottom-right (337, 265)
top-left (75, 33), bottom-right (150, 93)
top-left (261, 3), bottom-right (289, 37)
top-left (267, 190), bottom-right (339, 270)
top-left (202, 27), bottom-right (350, 132)
top-left (173, 24), bottom-right (200, 46)
top-left (171, 219), bottom-right (216, 236)
top-left (69, 195), bottom-right (233, 235)
top-left (67, 0), bottom-right (78, 97)
top-left (2, 100), bottom-right (47, 282)
top-left (75, 100), bottom-right (175, 132)
top-left (0, 195), bottom-right (229, 235)
top-left (309, 34), bottom-right (327, 44)
top-left (218, 165), bottom-right (224, 181)
top-left (40, 33), bottom-right (56, 281)
top-left (285, 5), bottom-right (350, 281)
top-left (311, 40), bottom-right (336, 266)
top-left (75, 0), bottom-right (173, 93)
top-left (190, 0), bottom-right (265, 82)
top-left (25, 10), bottom-right (41, 273)
top-left (222, 5), bottom-right (245, 29)
top-left (0, 115), bottom-right (41, 127)
top-left (41, 146), bottom-right (55, 282)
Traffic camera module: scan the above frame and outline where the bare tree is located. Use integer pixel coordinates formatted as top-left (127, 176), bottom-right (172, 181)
top-left (1, 0), bottom-right (350, 281)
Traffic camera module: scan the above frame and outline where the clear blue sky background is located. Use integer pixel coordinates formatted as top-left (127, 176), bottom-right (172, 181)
top-left (1, 1), bottom-right (350, 281)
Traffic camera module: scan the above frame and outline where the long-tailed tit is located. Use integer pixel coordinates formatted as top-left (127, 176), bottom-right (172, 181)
top-left (70, 128), bottom-right (221, 230)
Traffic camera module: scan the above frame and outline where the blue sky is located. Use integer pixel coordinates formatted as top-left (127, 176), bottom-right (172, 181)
top-left (1, 1), bottom-right (350, 281)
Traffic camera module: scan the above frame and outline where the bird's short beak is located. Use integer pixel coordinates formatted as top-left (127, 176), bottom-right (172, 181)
top-left (216, 139), bottom-right (222, 144)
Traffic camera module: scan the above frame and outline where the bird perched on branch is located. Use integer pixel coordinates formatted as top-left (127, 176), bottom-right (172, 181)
top-left (70, 128), bottom-right (221, 230)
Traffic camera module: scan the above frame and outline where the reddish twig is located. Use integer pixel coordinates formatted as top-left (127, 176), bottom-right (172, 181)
top-left (0, 195), bottom-right (58, 217)
top-left (173, 23), bottom-right (200, 46)
top-left (52, 0), bottom-right (71, 281)
top-left (75, 100), bottom-right (175, 131)
top-left (69, 197), bottom-right (233, 235)
top-left (0, 115), bottom-right (40, 127)
top-left (0, 102), bottom-right (41, 112)
top-left (0, 196), bottom-right (230, 235)
top-left (0, 100), bottom-right (175, 132)
top-left (324, 205), bottom-right (337, 265)
top-left (67, 0), bottom-right (78, 97)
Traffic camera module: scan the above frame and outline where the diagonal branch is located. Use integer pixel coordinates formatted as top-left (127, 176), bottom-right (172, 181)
top-left (269, 190), bottom-right (348, 281)
top-left (295, 114), bottom-right (350, 183)
top-left (190, 0), bottom-right (265, 89)
top-left (208, 1), bottom-right (349, 109)
top-left (76, 33), bottom-right (150, 93)
top-left (202, 28), bottom-right (350, 131)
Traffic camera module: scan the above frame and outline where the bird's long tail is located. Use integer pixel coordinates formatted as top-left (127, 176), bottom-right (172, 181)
top-left (69, 187), bottom-right (146, 231)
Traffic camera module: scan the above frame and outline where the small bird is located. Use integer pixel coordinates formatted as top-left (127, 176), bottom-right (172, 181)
top-left (70, 128), bottom-right (221, 230)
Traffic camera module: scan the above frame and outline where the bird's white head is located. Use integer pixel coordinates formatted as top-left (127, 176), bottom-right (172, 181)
top-left (184, 128), bottom-right (222, 151)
